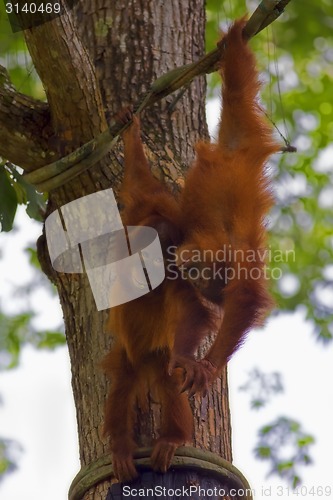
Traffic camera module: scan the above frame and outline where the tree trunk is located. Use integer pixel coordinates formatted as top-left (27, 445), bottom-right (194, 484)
top-left (0, 1), bottom-right (232, 498)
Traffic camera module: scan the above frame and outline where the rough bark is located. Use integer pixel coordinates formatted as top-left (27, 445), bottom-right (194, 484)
top-left (0, 1), bottom-right (233, 498)
top-left (0, 66), bottom-right (56, 170)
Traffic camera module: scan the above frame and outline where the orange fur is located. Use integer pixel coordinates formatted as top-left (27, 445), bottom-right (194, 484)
top-left (102, 19), bottom-right (280, 482)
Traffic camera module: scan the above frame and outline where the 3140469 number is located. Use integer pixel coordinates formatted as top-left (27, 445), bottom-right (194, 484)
top-left (5, 3), bottom-right (61, 14)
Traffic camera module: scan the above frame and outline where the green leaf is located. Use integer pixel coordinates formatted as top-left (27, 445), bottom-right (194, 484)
top-left (25, 247), bottom-right (41, 270)
top-left (251, 399), bottom-right (265, 409)
top-left (289, 421), bottom-right (301, 433)
top-left (10, 168), bottom-right (46, 222)
top-left (0, 167), bottom-right (18, 232)
top-left (0, 438), bottom-right (20, 478)
top-left (0, 311), bottom-right (33, 368)
top-left (37, 331), bottom-right (66, 349)
top-left (301, 454), bottom-right (312, 465)
top-left (297, 436), bottom-right (315, 447)
top-left (260, 424), bottom-right (274, 435)
top-left (256, 446), bottom-right (272, 458)
top-left (277, 461), bottom-right (294, 472)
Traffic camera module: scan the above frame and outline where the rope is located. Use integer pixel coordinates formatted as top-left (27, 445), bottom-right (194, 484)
top-left (68, 446), bottom-right (254, 500)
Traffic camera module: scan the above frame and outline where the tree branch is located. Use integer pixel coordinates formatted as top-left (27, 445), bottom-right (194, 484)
top-left (22, 0), bottom-right (292, 190)
top-left (0, 0), bottom-right (107, 173)
top-left (21, 0), bottom-right (106, 136)
top-left (0, 65), bottom-right (57, 171)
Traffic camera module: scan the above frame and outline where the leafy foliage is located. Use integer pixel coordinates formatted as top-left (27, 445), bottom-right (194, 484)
top-left (206, 0), bottom-right (333, 343)
top-left (0, 2), bottom-right (45, 98)
top-left (255, 417), bottom-right (315, 488)
top-left (240, 367), bottom-right (315, 485)
top-left (0, 239), bottom-right (65, 370)
top-left (0, 438), bottom-right (21, 481)
top-left (239, 368), bottom-right (284, 409)
top-left (0, 237), bottom-right (64, 480)
top-left (0, 310), bottom-right (65, 370)
top-left (0, 161), bottom-right (46, 232)
top-left (0, 163), bottom-right (17, 232)
top-left (0, 3), bottom-right (46, 232)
